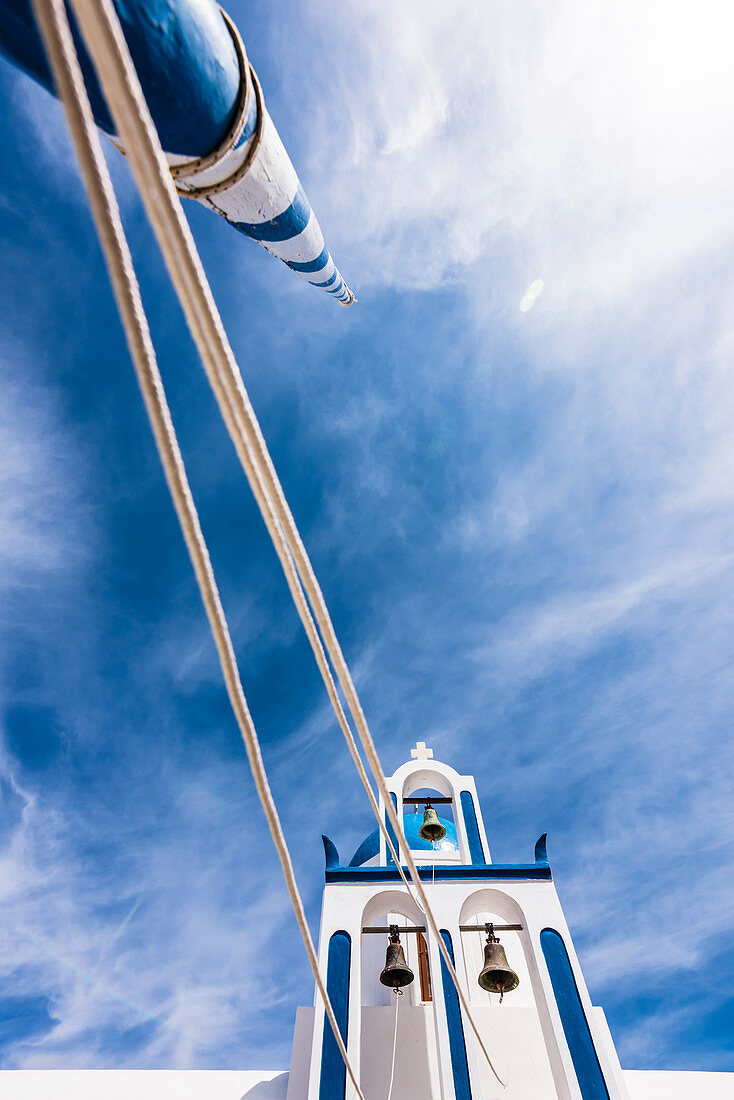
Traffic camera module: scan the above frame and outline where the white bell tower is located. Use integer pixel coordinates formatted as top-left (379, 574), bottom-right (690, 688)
top-left (285, 745), bottom-right (630, 1100)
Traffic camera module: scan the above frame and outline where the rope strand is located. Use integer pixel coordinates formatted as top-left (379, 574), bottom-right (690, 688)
top-left (65, 0), bottom-right (421, 907)
top-left (56, 0), bottom-right (505, 1085)
top-left (29, 3), bottom-right (364, 1096)
top-left (386, 990), bottom-right (400, 1100)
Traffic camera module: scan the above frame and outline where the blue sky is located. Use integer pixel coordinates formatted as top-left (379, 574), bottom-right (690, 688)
top-left (1, 0), bottom-right (734, 1075)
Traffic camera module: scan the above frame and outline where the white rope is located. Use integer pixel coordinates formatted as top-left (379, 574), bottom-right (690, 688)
top-left (64, 0), bottom-right (418, 909)
top-left (57, 0), bottom-right (506, 1085)
top-left (29, 4), bottom-right (365, 1097)
top-left (385, 989), bottom-right (400, 1100)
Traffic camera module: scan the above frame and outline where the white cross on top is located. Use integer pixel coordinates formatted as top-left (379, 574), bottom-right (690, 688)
top-left (411, 741), bottom-right (433, 760)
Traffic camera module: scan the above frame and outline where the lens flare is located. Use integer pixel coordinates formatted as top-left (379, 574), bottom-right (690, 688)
top-left (519, 278), bottom-right (544, 312)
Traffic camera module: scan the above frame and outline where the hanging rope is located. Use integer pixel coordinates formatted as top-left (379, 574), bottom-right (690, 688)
top-left (52, 0), bottom-right (506, 1086)
top-left (386, 988), bottom-right (401, 1100)
top-left (29, 3), bottom-right (365, 1096)
top-left (63, 0), bottom-right (419, 908)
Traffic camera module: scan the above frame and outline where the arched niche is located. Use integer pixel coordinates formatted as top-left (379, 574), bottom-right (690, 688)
top-left (361, 890), bottom-right (431, 1007)
top-left (408, 786), bottom-right (456, 825)
top-left (458, 889), bottom-right (534, 1008)
top-left (400, 768), bottom-right (464, 862)
top-left (402, 768), bottom-right (454, 800)
top-left (458, 890), bottom-right (560, 1099)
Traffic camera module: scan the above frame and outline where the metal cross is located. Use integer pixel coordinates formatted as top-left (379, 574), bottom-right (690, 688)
top-left (411, 741), bottom-right (433, 760)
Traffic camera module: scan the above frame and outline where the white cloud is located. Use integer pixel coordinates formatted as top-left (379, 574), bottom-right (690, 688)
top-left (476, 551), bottom-right (733, 684)
top-left (0, 371), bottom-right (87, 584)
top-left (0, 739), bottom-right (301, 1069)
top-left (294, 0), bottom-right (734, 314)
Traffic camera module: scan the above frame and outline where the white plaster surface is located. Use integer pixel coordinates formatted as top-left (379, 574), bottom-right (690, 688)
top-left (1, 1069), bottom-right (288, 1099)
top-left (470, 1006), bottom-right (558, 1098)
top-left (360, 1005), bottom-right (440, 1100)
top-left (285, 1008), bottom-right (314, 1100)
top-left (624, 1070), bottom-right (734, 1098)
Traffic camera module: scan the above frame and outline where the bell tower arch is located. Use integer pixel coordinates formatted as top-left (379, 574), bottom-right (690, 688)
top-left (385, 749), bottom-right (490, 867)
top-left (285, 744), bottom-right (631, 1100)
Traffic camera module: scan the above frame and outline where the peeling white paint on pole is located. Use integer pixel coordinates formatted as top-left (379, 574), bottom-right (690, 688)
top-left (169, 47), bottom-right (354, 306)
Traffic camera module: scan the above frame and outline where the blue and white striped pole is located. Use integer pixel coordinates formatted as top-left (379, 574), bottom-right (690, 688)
top-left (0, 0), bottom-right (354, 305)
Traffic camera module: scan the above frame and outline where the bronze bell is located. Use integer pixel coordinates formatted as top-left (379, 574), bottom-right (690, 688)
top-left (419, 804), bottom-right (447, 843)
top-left (478, 927), bottom-right (519, 1003)
top-left (379, 927), bottom-right (415, 989)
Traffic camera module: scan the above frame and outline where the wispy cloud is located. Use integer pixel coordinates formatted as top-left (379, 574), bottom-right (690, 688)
top-left (288, 0), bottom-right (734, 309)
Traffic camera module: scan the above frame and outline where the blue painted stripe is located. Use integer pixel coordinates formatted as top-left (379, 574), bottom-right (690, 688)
top-left (385, 793), bottom-right (399, 864)
top-left (313, 271), bottom-right (340, 290)
top-left (327, 281), bottom-right (346, 297)
top-left (319, 931), bottom-right (351, 1100)
top-left (540, 930), bottom-right (609, 1099)
top-left (460, 792), bottom-right (486, 865)
top-left (440, 931), bottom-right (472, 1100)
top-left (326, 864), bottom-right (552, 883)
top-left (287, 247), bottom-right (330, 274)
top-left (235, 185), bottom-right (311, 242)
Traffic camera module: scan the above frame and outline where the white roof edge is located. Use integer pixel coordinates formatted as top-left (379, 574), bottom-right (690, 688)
top-left (624, 1069), bottom-right (734, 1099)
top-left (1, 1069), bottom-right (289, 1100)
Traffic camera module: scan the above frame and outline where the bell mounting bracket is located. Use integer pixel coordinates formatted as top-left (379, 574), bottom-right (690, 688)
top-left (363, 925), bottom-right (427, 934)
top-left (458, 923), bottom-right (523, 933)
top-left (402, 796), bottom-right (452, 804)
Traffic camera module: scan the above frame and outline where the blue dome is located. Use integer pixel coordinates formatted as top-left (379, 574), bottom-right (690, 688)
top-left (349, 828), bottom-right (379, 867)
top-left (348, 812), bottom-right (458, 866)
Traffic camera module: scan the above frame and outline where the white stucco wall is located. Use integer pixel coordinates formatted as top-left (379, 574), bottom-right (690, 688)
top-left (624, 1070), bottom-right (734, 1098)
top-left (286, 1008), bottom-right (314, 1100)
top-left (2, 1069), bottom-right (288, 1099)
top-left (469, 1006), bottom-right (557, 1098)
top-left (360, 1005), bottom-right (441, 1100)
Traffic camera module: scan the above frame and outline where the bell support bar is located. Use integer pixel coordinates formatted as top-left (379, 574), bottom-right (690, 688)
top-left (0, 0), bottom-right (353, 304)
top-left (363, 924), bottom-right (523, 934)
top-left (363, 926), bottom-right (427, 934)
top-left (402, 796), bottom-right (453, 804)
top-left (459, 924), bottom-right (523, 932)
